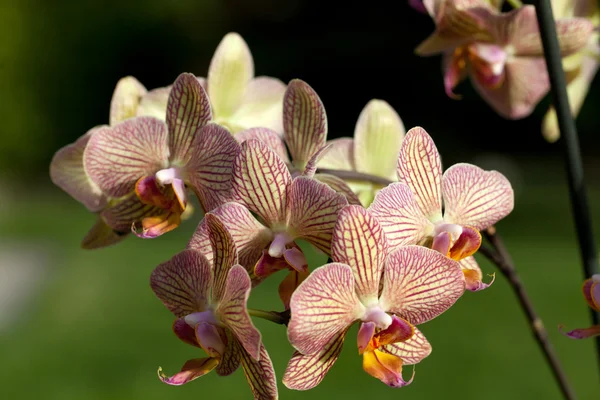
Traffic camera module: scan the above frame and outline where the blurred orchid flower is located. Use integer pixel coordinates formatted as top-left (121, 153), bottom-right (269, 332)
top-left (110, 76), bottom-right (171, 124)
top-left (284, 206), bottom-right (465, 389)
top-left (189, 139), bottom-right (347, 308)
top-left (198, 32), bottom-right (286, 134)
top-left (559, 274), bottom-right (600, 339)
top-left (416, 0), bottom-right (594, 118)
top-left (84, 73), bottom-right (240, 238)
top-left (236, 79), bottom-right (362, 204)
top-left (151, 214), bottom-right (278, 399)
top-left (542, 0), bottom-right (600, 142)
top-left (318, 99), bottom-right (405, 206)
top-left (369, 127), bottom-right (513, 291)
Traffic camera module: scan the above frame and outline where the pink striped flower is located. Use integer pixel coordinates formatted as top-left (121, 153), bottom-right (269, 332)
top-left (560, 274), bottom-right (600, 339)
top-left (369, 127), bottom-right (514, 291)
top-left (188, 138), bottom-right (348, 308)
top-left (416, 0), bottom-right (594, 119)
top-left (83, 73), bottom-right (240, 239)
top-left (150, 214), bottom-right (277, 399)
top-left (284, 205), bottom-right (465, 389)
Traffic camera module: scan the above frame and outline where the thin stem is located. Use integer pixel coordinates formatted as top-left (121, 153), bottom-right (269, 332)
top-left (532, 0), bottom-right (600, 364)
top-left (480, 228), bottom-right (576, 400)
top-left (248, 308), bottom-right (290, 326)
top-left (317, 168), bottom-right (393, 186)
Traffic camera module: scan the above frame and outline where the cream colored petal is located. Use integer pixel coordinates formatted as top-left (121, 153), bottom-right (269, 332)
top-left (109, 76), bottom-right (147, 125)
top-left (317, 138), bottom-right (355, 171)
top-left (136, 86), bottom-right (171, 121)
top-left (228, 77), bottom-right (286, 134)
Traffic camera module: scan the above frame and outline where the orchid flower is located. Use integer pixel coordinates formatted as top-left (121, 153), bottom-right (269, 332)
top-left (235, 79), bottom-right (362, 204)
top-left (110, 76), bottom-right (171, 124)
top-left (318, 99), bottom-right (405, 206)
top-left (188, 138), bottom-right (347, 308)
top-left (369, 127), bottom-right (514, 291)
top-left (542, 0), bottom-right (600, 142)
top-left (416, 0), bottom-right (594, 118)
top-left (83, 72), bottom-right (240, 239)
top-left (559, 274), bottom-right (600, 339)
top-left (284, 205), bottom-right (465, 389)
top-left (150, 214), bottom-right (277, 399)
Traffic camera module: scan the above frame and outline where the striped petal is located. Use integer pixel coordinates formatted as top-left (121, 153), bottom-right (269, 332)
top-left (50, 128), bottom-right (108, 212)
top-left (288, 263), bottom-right (363, 355)
top-left (559, 324), bottom-right (600, 339)
top-left (232, 139), bottom-right (291, 225)
top-left (368, 182), bottom-right (432, 249)
top-left (397, 127), bottom-right (443, 221)
top-left (81, 217), bottom-right (127, 250)
top-left (460, 256), bottom-right (494, 292)
top-left (158, 357), bottom-right (218, 386)
top-left (355, 100), bottom-right (405, 181)
top-left (109, 76), bottom-right (147, 125)
top-left (84, 117), bottom-right (169, 197)
top-left (101, 193), bottom-right (164, 232)
top-left (137, 86), bottom-right (171, 120)
top-left (238, 341), bottom-right (278, 400)
top-left (216, 330), bottom-right (241, 376)
top-left (208, 33), bottom-right (254, 119)
top-left (314, 173), bottom-right (362, 205)
top-left (381, 326), bottom-right (432, 365)
top-left (205, 213), bottom-right (238, 303)
top-left (186, 123), bottom-right (240, 212)
top-left (288, 176), bottom-right (348, 254)
top-left (379, 246), bottom-right (465, 325)
top-left (442, 163), bottom-right (514, 231)
top-left (283, 79), bottom-right (327, 170)
top-left (583, 275), bottom-right (600, 311)
top-left (167, 73), bottom-right (212, 164)
top-left (317, 138), bottom-right (355, 171)
top-left (229, 77), bottom-right (287, 133)
top-left (235, 127), bottom-right (290, 163)
top-left (331, 205), bottom-right (389, 302)
top-left (150, 249), bottom-right (212, 317)
top-left (283, 330), bottom-right (346, 390)
top-left (216, 265), bottom-right (261, 360)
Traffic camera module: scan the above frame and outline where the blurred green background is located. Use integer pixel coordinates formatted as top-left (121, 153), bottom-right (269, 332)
top-left (1, 0), bottom-right (599, 399)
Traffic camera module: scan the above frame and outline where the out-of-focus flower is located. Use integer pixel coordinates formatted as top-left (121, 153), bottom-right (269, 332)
top-left (110, 76), bottom-right (171, 124)
top-left (151, 214), bottom-right (277, 399)
top-left (283, 206), bottom-right (465, 389)
top-left (318, 99), bottom-right (405, 206)
top-left (236, 79), bottom-right (362, 204)
top-left (84, 73), bottom-right (240, 238)
top-left (542, 0), bottom-right (600, 142)
top-left (198, 32), bottom-right (286, 134)
top-left (559, 274), bottom-right (600, 339)
top-left (188, 139), bottom-right (347, 308)
top-left (369, 127), bottom-right (513, 291)
top-left (416, 0), bottom-right (594, 119)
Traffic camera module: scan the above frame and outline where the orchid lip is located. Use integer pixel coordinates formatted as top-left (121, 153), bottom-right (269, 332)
top-left (184, 310), bottom-right (219, 328)
top-left (156, 167), bottom-right (185, 185)
top-left (363, 305), bottom-right (392, 330)
top-left (268, 232), bottom-right (294, 258)
top-left (434, 222), bottom-right (463, 239)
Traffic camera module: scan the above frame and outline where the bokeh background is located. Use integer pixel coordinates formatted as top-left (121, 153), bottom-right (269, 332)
top-left (1, 0), bottom-right (599, 399)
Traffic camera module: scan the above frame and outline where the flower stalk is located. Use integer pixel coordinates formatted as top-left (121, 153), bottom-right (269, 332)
top-left (248, 308), bottom-right (290, 326)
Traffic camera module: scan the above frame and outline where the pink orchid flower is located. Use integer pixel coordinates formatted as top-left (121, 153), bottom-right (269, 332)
top-left (559, 274), bottom-right (600, 339)
top-left (284, 205), bottom-right (466, 389)
top-left (416, 0), bottom-right (594, 119)
top-left (151, 214), bottom-right (278, 399)
top-left (83, 73), bottom-right (240, 239)
top-left (369, 127), bottom-right (514, 291)
top-left (188, 138), bottom-right (348, 308)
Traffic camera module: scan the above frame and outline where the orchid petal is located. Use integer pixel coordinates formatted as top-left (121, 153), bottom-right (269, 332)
top-left (283, 330), bottom-right (346, 390)
top-left (84, 117), bottom-right (169, 197)
top-left (135, 175), bottom-right (177, 209)
top-left (205, 213), bottom-right (238, 302)
top-left (216, 265), bottom-right (261, 360)
top-left (284, 247), bottom-right (308, 273)
top-left (235, 127), bottom-right (290, 163)
top-left (460, 256), bottom-right (494, 291)
top-left (374, 315), bottom-right (415, 347)
top-left (195, 321), bottom-right (226, 358)
top-left (167, 73), bottom-right (212, 164)
top-left (288, 176), bottom-right (348, 254)
top-left (171, 178), bottom-right (187, 210)
top-left (303, 144), bottom-right (331, 178)
top-left (173, 318), bottom-right (200, 348)
top-left (216, 330), bottom-right (242, 376)
top-left (158, 357), bottom-right (218, 386)
top-left (255, 250), bottom-right (293, 278)
top-left (186, 123), bottom-right (241, 212)
top-left (137, 86), bottom-right (171, 120)
top-left (382, 326), bottom-right (432, 365)
top-left (448, 226), bottom-right (482, 260)
top-left (229, 76), bottom-right (287, 133)
top-left (397, 127), bottom-right (443, 221)
top-left (109, 76), bottom-right (147, 125)
top-left (283, 79), bottom-right (327, 170)
top-left (442, 163), bottom-right (514, 231)
top-left (369, 182), bottom-right (432, 249)
top-left (331, 205), bottom-right (389, 302)
top-left (238, 341), bottom-right (278, 399)
top-left (355, 100), bottom-right (405, 181)
top-left (101, 193), bottom-right (163, 232)
top-left (232, 139), bottom-right (291, 225)
top-left (443, 50), bottom-right (468, 99)
top-left (314, 173), bottom-right (362, 205)
top-left (317, 138), bottom-right (355, 171)
top-left (358, 322), bottom-right (377, 354)
top-left (288, 263), bottom-right (364, 355)
top-left (380, 246), bottom-right (465, 325)
top-left (279, 270), bottom-right (310, 310)
top-left (583, 276), bottom-right (600, 311)
top-left (559, 324), bottom-right (600, 339)
top-left (132, 210), bottom-right (182, 239)
top-left (208, 33), bottom-right (254, 118)
top-left (363, 349), bottom-right (413, 387)
top-left (432, 231), bottom-right (451, 255)
top-left (81, 217), bottom-right (127, 249)
top-left (150, 249), bottom-right (212, 317)
top-left (50, 128), bottom-right (108, 212)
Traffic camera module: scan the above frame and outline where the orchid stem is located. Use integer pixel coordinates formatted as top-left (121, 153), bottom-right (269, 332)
top-left (507, 0), bottom-right (523, 8)
top-left (248, 308), bottom-right (290, 326)
top-left (480, 228), bottom-right (576, 400)
top-left (532, 0), bottom-right (600, 367)
top-left (317, 168), bottom-right (393, 186)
